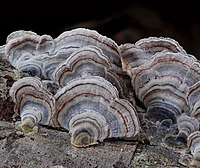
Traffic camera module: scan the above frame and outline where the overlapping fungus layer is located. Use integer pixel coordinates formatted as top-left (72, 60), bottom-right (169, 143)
top-left (53, 76), bottom-right (139, 147)
top-left (120, 37), bottom-right (200, 167)
top-left (6, 28), bottom-right (140, 147)
top-left (5, 29), bottom-right (200, 167)
top-left (9, 76), bottom-right (55, 133)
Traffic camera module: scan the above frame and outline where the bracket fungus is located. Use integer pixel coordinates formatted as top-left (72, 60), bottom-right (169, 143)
top-left (120, 37), bottom-right (200, 152)
top-left (5, 30), bottom-right (55, 77)
top-left (163, 114), bottom-right (199, 147)
top-left (5, 28), bottom-right (200, 166)
top-left (131, 52), bottom-right (200, 123)
top-left (52, 76), bottom-right (140, 147)
top-left (5, 28), bottom-right (140, 148)
top-left (5, 28), bottom-right (133, 100)
top-left (9, 76), bottom-right (55, 134)
top-left (5, 28), bottom-right (121, 78)
top-left (177, 114), bottom-right (199, 139)
top-left (119, 37), bottom-right (200, 167)
top-left (52, 45), bottom-right (132, 100)
top-left (120, 37), bottom-right (187, 77)
top-left (52, 45), bottom-right (112, 85)
top-left (134, 37), bottom-right (186, 54)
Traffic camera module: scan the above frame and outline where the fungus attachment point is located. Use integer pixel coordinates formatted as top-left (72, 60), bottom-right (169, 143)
top-left (71, 130), bottom-right (98, 148)
top-left (16, 117), bottom-right (39, 135)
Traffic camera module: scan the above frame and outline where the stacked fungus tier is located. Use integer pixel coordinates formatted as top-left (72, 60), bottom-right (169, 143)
top-left (2, 28), bottom-right (200, 167)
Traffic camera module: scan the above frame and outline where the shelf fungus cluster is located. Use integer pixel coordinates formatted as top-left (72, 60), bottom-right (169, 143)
top-left (4, 28), bottom-right (200, 166)
top-left (53, 76), bottom-right (139, 147)
top-left (120, 37), bottom-right (200, 167)
top-left (6, 28), bottom-right (140, 147)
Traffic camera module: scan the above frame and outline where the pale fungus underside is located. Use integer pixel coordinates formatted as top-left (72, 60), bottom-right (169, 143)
top-left (3, 28), bottom-right (200, 167)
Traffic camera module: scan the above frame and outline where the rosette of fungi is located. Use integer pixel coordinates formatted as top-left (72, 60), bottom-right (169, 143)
top-left (52, 45), bottom-right (131, 99)
top-left (119, 37), bottom-right (186, 77)
top-left (5, 28), bottom-right (121, 79)
top-left (5, 30), bottom-right (55, 77)
top-left (52, 76), bottom-right (140, 147)
top-left (9, 76), bottom-right (55, 134)
top-left (5, 28), bottom-right (133, 100)
top-left (43, 27), bottom-right (129, 85)
top-left (132, 51), bottom-right (200, 123)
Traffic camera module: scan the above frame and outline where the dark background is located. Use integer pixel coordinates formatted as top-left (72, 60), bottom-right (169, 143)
top-left (1, 1), bottom-right (200, 59)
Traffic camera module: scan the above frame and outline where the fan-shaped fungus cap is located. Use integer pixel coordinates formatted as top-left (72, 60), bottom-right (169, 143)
top-left (53, 76), bottom-right (140, 147)
top-left (9, 76), bottom-right (55, 134)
